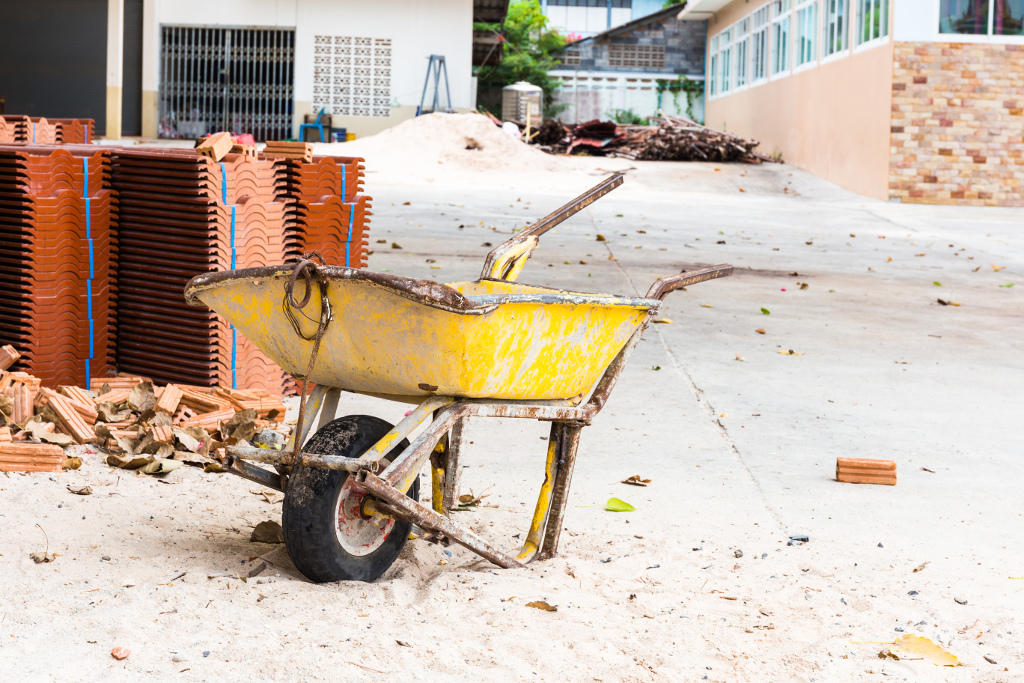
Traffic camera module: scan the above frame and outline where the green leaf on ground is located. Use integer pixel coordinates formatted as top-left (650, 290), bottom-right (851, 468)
top-left (760, 307), bottom-right (770, 315)
top-left (1000, 283), bottom-right (1015, 288)
top-left (606, 497), bottom-right (636, 512)
top-left (933, 281), bottom-right (942, 286)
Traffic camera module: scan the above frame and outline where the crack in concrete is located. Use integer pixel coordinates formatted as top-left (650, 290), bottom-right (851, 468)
top-left (592, 210), bottom-right (786, 531)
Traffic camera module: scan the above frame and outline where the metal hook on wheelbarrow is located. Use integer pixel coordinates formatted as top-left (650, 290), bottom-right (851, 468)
top-left (285, 254), bottom-right (334, 468)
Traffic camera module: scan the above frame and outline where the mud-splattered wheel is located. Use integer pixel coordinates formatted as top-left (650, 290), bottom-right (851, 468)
top-left (282, 415), bottom-right (419, 583)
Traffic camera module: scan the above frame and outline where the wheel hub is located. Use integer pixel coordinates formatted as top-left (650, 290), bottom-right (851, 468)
top-left (335, 478), bottom-right (394, 556)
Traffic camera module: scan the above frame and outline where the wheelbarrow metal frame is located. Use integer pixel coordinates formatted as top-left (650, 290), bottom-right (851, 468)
top-left (220, 264), bottom-right (732, 569)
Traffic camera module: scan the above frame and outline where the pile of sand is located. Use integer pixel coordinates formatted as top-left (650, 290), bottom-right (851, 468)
top-left (316, 113), bottom-right (563, 179)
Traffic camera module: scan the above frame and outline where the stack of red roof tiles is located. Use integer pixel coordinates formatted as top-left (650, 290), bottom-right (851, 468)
top-left (0, 140), bottom-right (370, 394)
top-left (0, 145), bottom-right (117, 387)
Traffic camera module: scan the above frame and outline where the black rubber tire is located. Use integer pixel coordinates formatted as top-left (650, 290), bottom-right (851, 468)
top-left (281, 415), bottom-right (419, 583)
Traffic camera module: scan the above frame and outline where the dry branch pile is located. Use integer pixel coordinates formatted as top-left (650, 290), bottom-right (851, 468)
top-left (535, 115), bottom-right (775, 164)
top-left (0, 350), bottom-right (289, 474)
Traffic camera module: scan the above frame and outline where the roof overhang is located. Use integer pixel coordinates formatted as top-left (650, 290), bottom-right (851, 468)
top-left (676, 0), bottom-right (733, 21)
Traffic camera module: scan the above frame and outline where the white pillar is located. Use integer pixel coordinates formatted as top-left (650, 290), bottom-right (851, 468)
top-left (141, 0), bottom-right (158, 138)
top-left (106, 0), bottom-right (125, 139)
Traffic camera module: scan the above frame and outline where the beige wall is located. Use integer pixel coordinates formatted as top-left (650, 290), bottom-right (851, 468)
top-left (704, 3), bottom-right (894, 200)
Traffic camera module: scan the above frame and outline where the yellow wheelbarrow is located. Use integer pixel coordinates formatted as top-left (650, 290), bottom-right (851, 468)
top-left (185, 174), bottom-right (732, 582)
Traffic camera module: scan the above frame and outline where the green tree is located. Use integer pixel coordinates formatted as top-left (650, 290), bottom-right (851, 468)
top-left (475, 0), bottom-right (568, 118)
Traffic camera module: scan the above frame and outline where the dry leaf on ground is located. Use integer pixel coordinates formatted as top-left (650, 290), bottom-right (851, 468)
top-left (526, 600), bottom-right (557, 612)
top-left (622, 475), bottom-right (651, 487)
top-left (251, 520), bottom-right (285, 544)
top-left (888, 634), bottom-right (960, 666)
top-left (67, 485), bottom-right (93, 496)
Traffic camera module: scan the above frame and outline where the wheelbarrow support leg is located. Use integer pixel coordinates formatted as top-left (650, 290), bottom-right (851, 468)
top-left (538, 422), bottom-right (583, 560)
top-left (429, 426), bottom-right (449, 516)
top-left (284, 384), bottom-right (331, 452)
top-left (516, 421), bottom-right (562, 563)
top-left (442, 417), bottom-right (466, 514)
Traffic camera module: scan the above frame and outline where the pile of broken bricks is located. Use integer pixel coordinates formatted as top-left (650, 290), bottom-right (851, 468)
top-left (0, 344), bottom-right (291, 475)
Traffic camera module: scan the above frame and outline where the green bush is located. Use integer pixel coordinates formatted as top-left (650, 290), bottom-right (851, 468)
top-left (475, 0), bottom-right (569, 119)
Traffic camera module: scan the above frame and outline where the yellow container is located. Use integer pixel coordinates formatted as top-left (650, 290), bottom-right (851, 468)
top-left (186, 266), bottom-right (658, 402)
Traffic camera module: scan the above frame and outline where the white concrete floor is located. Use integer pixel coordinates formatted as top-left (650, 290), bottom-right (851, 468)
top-left (2, 157), bottom-right (1021, 682)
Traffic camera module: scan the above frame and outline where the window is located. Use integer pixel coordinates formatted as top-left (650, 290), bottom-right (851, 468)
top-left (752, 5), bottom-right (770, 81)
top-left (563, 48), bottom-right (581, 65)
top-left (824, 0), bottom-right (847, 55)
top-left (548, 0), bottom-right (631, 6)
top-left (735, 18), bottom-right (750, 87)
top-left (608, 44), bottom-right (665, 68)
top-left (772, 0), bottom-right (792, 75)
top-left (856, 0), bottom-right (888, 44)
top-left (316, 36), bottom-right (392, 118)
top-left (708, 35), bottom-right (718, 97)
top-left (795, 0), bottom-right (817, 65)
top-left (720, 28), bottom-right (733, 92)
top-left (940, 0), bottom-right (1024, 34)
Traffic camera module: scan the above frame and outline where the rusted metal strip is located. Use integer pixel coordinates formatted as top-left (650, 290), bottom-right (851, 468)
top-left (359, 471), bottom-right (524, 569)
top-left (538, 423), bottom-right (583, 560)
top-left (645, 264), bottom-right (734, 300)
top-left (516, 421), bottom-right (562, 563)
top-left (359, 396), bottom-right (455, 463)
top-left (224, 456), bottom-right (284, 491)
top-left (480, 173), bottom-right (625, 280)
top-left (284, 384), bottom-right (329, 452)
top-left (382, 404), bottom-right (470, 494)
top-left (442, 417), bottom-right (466, 515)
top-left (227, 444), bottom-right (373, 472)
top-left (430, 422), bottom-right (449, 516)
top-left (315, 387), bottom-right (342, 431)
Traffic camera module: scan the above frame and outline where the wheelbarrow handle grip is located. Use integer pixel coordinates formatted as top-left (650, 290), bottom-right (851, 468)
top-left (480, 173), bottom-right (625, 281)
top-left (645, 264), bottom-right (734, 300)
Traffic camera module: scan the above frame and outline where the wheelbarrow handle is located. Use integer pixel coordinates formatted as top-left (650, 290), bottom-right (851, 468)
top-left (645, 264), bottom-right (734, 300)
top-left (480, 173), bottom-right (625, 281)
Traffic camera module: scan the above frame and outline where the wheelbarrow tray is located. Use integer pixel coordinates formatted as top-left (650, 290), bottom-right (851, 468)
top-left (185, 265), bottom-right (659, 401)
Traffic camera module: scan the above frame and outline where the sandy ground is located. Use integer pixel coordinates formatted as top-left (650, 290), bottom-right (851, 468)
top-left (3, 115), bottom-right (1023, 682)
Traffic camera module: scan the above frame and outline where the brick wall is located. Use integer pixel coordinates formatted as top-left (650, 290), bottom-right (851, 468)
top-left (889, 42), bottom-right (1024, 207)
top-left (566, 17), bottom-right (706, 76)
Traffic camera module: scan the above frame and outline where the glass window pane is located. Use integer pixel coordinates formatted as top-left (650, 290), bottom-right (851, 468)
top-left (939, 0), bottom-right (989, 34)
top-left (995, 0), bottom-right (1024, 33)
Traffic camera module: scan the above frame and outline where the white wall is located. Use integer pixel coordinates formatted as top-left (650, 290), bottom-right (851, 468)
top-left (550, 70), bottom-right (705, 123)
top-left (545, 6), bottom-right (632, 37)
top-left (893, 0), bottom-right (935, 41)
top-left (150, 0), bottom-right (473, 137)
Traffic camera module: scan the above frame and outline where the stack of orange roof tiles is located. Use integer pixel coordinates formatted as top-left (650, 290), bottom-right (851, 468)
top-left (111, 148), bottom-right (297, 392)
top-left (270, 155), bottom-right (371, 268)
top-left (0, 117), bottom-right (92, 144)
top-left (0, 144), bottom-right (118, 387)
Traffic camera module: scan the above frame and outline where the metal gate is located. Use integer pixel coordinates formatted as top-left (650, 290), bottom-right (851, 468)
top-left (159, 26), bottom-right (294, 141)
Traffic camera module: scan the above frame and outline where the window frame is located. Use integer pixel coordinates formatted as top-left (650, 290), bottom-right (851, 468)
top-left (822, 0), bottom-right (849, 62)
top-left (794, 0), bottom-right (819, 71)
top-left (708, 34), bottom-right (719, 99)
top-left (734, 16), bottom-right (751, 91)
top-left (750, 3), bottom-right (771, 86)
top-left (936, 0), bottom-right (1024, 41)
top-left (771, 0), bottom-right (793, 78)
top-left (853, 0), bottom-right (890, 52)
top-left (719, 27), bottom-right (734, 94)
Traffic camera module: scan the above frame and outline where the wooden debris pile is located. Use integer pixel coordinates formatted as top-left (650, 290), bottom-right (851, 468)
top-left (535, 115), bottom-right (775, 164)
top-left (0, 359), bottom-right (290, 474)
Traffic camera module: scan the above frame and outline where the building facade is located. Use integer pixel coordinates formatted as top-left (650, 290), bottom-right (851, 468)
top-left (542, 0), bottom-right (670, 38)
top-left (0, 0), bottom-right (477, 141)
top-left (551, 5), bottom-right (707, 122)
top-left (688, 0), bottom-right (1024, 205)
